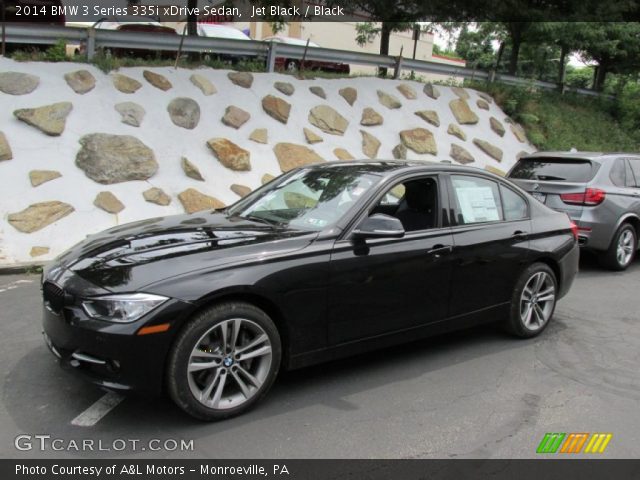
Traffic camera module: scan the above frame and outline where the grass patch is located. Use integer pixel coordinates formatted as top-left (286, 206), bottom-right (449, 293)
top-left (467, 81), bottom-right (640, 152)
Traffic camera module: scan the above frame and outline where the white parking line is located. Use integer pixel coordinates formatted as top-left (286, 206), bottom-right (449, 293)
top-left (71, 392), bottom-right (125, 427)
top-left (0, 280), bottom-right (34, 293)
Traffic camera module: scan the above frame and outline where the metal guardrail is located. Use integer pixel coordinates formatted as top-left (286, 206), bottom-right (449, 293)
top-left (1, 24), bottom-right (610, 98)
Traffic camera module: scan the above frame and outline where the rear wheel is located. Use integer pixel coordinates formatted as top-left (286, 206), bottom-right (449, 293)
top-left (167, 302), bottom-right (281, 421)
top-left (505, 263), bottom-right (557, 338)
top-left (599, 223), bottom-right (637, 271)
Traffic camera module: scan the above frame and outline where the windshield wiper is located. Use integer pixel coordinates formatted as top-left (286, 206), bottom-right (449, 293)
top-left (240, 214), bottom-right (285, 228)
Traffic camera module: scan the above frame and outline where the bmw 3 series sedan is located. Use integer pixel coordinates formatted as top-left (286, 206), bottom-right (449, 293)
top-left (42, 161), bottom-right (579, 420)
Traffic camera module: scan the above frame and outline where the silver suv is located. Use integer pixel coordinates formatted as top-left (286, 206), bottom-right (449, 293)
top-left (508, 152), bottom-right (640, 270)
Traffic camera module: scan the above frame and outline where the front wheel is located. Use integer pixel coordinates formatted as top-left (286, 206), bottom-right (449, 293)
top-left (505, 263), bottom-right (557, 338)
top-left (599, 223), bottom-right (637, 271)
top-left (167, 302), bottom-right (281, 421)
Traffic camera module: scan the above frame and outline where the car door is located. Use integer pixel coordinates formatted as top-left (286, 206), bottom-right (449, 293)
top-left (326, 174), bottom-right (455, 345)
top-left (446, 174), bottom-right (531, 317)
top-left (625, 158), bottom-right (640, 216)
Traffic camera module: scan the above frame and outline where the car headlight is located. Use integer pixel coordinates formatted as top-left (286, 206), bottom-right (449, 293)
top-left (81, 293), bottom-right (169, 323)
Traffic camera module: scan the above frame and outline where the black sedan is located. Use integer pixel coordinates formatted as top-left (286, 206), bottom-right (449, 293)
top-left (42, 161), bottom-right (579, 420)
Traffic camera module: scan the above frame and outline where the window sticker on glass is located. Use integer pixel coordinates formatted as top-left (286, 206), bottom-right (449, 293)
top-left (456, 186), bottom-right (500, 223)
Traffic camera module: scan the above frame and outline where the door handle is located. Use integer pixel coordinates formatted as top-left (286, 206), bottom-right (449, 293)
top-left (512, 230), bottom-right (528, 240)
top-left (427, 244), bottom-right (453, 257)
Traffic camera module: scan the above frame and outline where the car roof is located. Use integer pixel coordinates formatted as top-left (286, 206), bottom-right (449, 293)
top-left (305, 159), bottom-right (505, 178)
top-left (522, 151), bottom-right (640, 161)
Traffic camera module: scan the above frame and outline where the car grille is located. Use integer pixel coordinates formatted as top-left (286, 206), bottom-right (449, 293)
top-left (43, 281), bottom-right (65, 314)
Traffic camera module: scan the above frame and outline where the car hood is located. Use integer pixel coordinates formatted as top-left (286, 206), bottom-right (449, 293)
top-left (46, 212), bottom-right (317, 294)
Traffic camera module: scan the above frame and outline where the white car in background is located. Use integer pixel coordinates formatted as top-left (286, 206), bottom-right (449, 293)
top-left (262, 35), bottom-right (350, 74)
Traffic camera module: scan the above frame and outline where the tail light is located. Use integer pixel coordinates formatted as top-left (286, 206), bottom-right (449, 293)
top-left (569, 220), bottom-right (579, 241)
top-left (560, 188), bottom-right (606, 206)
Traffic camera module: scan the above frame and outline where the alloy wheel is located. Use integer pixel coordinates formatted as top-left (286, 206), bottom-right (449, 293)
top-left (520, 271), bottom-right (556, 331)
top-left (187, 318), bottom-right (272, 410)
top-left (616, 229), bottom-right (635, 267)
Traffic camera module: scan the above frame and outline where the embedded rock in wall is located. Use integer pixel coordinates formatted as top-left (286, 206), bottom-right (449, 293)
top-left (451, 86), bottom-right (470, 99)
top-left (473, 139), bottom-right (503, 162)
top-left (190, 74), bottom-right (217, 96)
top-left (207, 138), bottom-right (251, 171)
top-left (228, 71), bottom-right (253, 88)
top-left (303, 128), bottom-right (323, 144)
top-left (262, 173), bottom-right (276, 184)
top-left (274, 81), bottom-right (295, 96)
top-left (249, 128), bottom-right (268, 144)
top-left (115, 102), bottom-right (145, 127)
top-left (360, 107), bottom-right (383, 126)
top-left (449, 99), bottom-right (478, 125)
top-left (361, 130), bottom-right (381, 159)
top-left (262, 95), bottom-right (291, 124)
top-left (510, 124), bottom-right (527, 143)
top-left (0, 72), bottom-right (39, 95)
top-left (181, 157), bottom-right (204, 181)
top-left (490, 117), bottom-right (506, 137)
top-left (143, 187), bottom-right (171, 206)
top-left (334, 148), bottom-right (354, 160)
top-left (377, 90), bottom-right (402, 109)
top-left (339, 87), bottom-right (357, 106)
top-left (75, 133), bottom-right (158, 184)
top-left (447, 123), bottom-right (467, 141)
top-left (415, 110), bottom-right (440, 128)
top-left (14, 102), bottom-right (72, 136)
top-left (64, 70), bottom-right (96, 94)
top-left (222, 105), bottom-right (250, 129)
top-left (29, 170), bottom-right (61, 187)
top-left (397, 84), bottom-right (417, 100)
top-left (392, 143), bottom-right (407, 160)
top-left (0, 132), bottom-right (12, 161)
top-left (178, 188), bottom-right (225, 214)
top-left (273, 143), bottom-right (323, 172)
top-left (477, 99), bottom-right (490, 110)
top-left (167, 97), bottom-right (200, 129)
top-left (143, 70), bottom-right (172, 91)
top-left (231, 184), bottom-right (252, 198)
top-left (30, 247), bottom-right (50, 257)
top-left (400, 128), bottom-right (437, 155)
top-left (94, 191), bottom-right (125, 214)
top-left (308, 105), bottom-right (348, 135)
top-left (112, 74), bottom-right (142, 94)
top-left (309, 86), bottom-right (326, 99)
top-left (423, 83), bottom-right (440, 100)
top-left (450, 144), bottom-right (475, 164)
top-left (8, 201), bottom-right (74, 233)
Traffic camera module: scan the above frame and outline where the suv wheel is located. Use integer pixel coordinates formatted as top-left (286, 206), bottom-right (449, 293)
top-left (600, 223), bottom-right (637, 271)
top-left (505, 263), bottom-right (557, 338)
top-left (167, 302), bottom-right (281, 421)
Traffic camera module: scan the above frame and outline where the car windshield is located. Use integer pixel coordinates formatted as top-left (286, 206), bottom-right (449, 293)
top-left (509, 157), bottom-right (596, 182)
top-left (227, 168), bottom-right (382, 231)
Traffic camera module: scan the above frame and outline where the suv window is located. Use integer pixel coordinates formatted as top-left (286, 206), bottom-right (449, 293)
top-left (500, 185), bottom-right (529, 221)
top-left (509, 157), bottom-right (596, 182)
top-left (610, 158), bottom-right (627, 187)
top-left (628, 159), bottom-right (640, 187)
top-left (451, 175), bottom-right (503, 225)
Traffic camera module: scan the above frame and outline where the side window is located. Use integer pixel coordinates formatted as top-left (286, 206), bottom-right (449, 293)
top-left (628, 159), bottom-right (640, 187)
top-left (372, 178), bottom-right (438, 232)
top-left (451, 175), bottom-right (503, 225)
top-left (609, 158), bottom-right (627, 187)
top-left (500, 185), bottom-right (529, 221)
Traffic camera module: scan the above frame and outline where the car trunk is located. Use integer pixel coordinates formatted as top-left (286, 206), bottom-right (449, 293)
top-left (508, 157), bottom-right (599, 221)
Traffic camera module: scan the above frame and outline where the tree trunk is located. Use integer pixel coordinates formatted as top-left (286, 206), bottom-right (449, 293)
top-left (378, 22), bottom-right (392, 77)
top-left (594, 61), bottom-right (608, 91)
top-left (495, 41), bottom-right (505, 73)
top-left (508, 31), bottom-right (522, 75)
top-left (557, 44), bottom-right (568, 90)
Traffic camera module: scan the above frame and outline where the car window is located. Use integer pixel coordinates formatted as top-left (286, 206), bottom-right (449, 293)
top-left (500, 185), bottom-right (528, 221)
top-left (371, 178), bottom-right (438, 232)
top-left (509, 158), bottom-right (596, 182)
top-left (451, 175), bottom-right (503, 225)
top-left (628, 159), bottom-right (640, 187)
top-left (610, 158), bottom-right (627, 187)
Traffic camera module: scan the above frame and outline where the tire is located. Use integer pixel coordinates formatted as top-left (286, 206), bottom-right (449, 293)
top-left (167, 302), bottom-right (281, 421)
top-left (505, 263), bottom-right (558, 338)
top-left (599, 223), bottom-right (637, 271)
top-left (285, 60), bottom-right (299, 73)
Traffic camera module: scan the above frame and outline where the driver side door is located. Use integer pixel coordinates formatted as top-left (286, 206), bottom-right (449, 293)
top-left (326, 174), bottom-right (455, 344)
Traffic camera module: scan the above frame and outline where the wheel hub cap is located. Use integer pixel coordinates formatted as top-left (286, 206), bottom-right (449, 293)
top-left (223, 356), bottom-right (233, 367)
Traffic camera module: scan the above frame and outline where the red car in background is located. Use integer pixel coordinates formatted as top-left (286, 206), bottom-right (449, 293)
top-left (263, 36), bottom-right (350, 74)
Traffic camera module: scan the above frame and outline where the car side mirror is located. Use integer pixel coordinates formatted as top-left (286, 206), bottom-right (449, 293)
top-left (353, 214), bottom-right (405, 239)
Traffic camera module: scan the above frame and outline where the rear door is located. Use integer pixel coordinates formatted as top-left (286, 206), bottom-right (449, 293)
top-left (508, 157), bottom-right (598, 222)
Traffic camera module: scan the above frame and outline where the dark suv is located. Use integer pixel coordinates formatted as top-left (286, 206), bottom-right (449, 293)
top-left (508, 152), bottom-right (640, 270)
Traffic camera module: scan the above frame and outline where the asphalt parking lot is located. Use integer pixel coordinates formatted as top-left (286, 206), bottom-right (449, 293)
top-left (0, 254), bottom-right (638, 459)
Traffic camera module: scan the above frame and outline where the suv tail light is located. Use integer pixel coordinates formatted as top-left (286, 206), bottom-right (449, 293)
top-left (560, 188), bottom-right (606, 206)
top-left (569, 219), bottom-right (579, 241)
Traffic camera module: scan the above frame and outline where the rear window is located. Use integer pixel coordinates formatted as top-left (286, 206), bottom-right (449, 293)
top-left (509, 158), bottom-right (597, 182)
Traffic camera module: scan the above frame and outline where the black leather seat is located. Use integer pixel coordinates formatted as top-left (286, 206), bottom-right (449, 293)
top-left (395, 181), bottom-right (436, 231)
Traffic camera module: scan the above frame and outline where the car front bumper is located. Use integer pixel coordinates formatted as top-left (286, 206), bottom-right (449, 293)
top-left (41, 278), bottom-right (193, 396)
